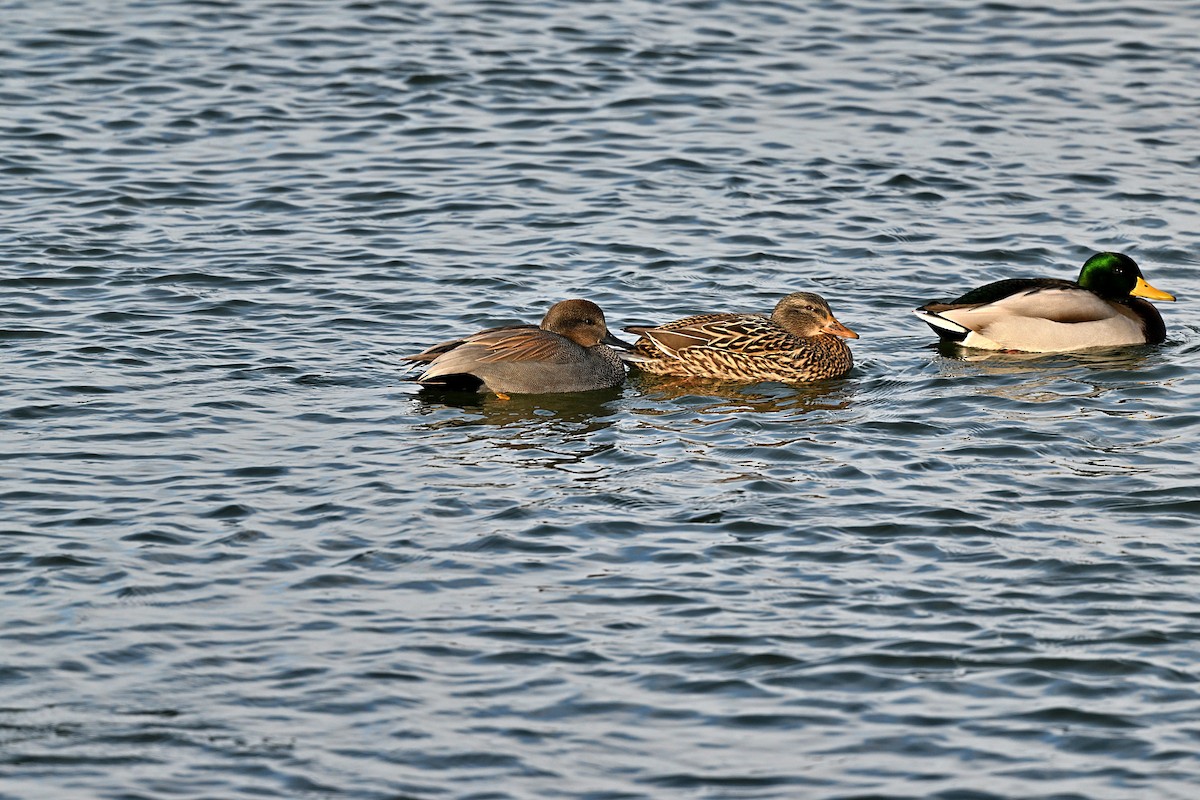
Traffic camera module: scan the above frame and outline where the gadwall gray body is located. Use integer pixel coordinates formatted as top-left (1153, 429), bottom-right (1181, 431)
top-left (405, 298), bottom-right (630, 394)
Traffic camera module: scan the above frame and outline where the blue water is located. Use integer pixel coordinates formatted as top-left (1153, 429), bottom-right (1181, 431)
top-left (3, 2), bottom-right (1200, 798)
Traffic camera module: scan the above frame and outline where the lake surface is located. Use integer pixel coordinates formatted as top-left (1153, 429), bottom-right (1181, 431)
top-left (3, 1), bottom-right (1200, 798)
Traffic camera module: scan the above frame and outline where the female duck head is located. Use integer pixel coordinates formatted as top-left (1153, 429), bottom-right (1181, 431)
top-left (772, 292), bottom-right (859, 339)
top-left (1078, 252), bottom-right (1174, 302)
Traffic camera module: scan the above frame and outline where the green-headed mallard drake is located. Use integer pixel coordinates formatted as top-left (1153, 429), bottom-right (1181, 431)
top-left (404, 298), bottom-right (631, 394)
top-left (913, 252), bottom-right (1175, 353)
top-left (623, 292), bottom-right (858, 383)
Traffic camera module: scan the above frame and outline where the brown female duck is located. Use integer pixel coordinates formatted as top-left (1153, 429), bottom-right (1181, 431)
top-left (624, 292), bottom-right (858, 383)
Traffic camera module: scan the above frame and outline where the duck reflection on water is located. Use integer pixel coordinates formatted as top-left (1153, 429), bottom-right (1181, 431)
top-left (627, 370), bottom-right (856, 418)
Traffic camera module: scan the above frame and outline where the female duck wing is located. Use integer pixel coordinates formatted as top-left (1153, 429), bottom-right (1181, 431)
top-left (626, 327), bottom-right (708, 359)
top-left (627, 313), bottom-right (791, 358)
top-left (687, 315), bottom-right (799, 353)
top-left (625, 313), bottom-right (736, 359)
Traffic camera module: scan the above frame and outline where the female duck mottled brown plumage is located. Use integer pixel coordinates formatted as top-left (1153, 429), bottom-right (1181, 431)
top-left (624, 292), bottom-right (858, 383)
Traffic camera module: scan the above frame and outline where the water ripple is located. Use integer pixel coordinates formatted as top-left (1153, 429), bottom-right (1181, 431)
top-left (3, 1), bottom-right (1200, 799)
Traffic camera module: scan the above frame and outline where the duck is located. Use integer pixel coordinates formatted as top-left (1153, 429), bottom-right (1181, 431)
top-left (622, 292), bottom-right (858, 383)
top-left (404, 298), bottom-right (631, 395)
top-left (913, 252), bottom-right (1175, 353)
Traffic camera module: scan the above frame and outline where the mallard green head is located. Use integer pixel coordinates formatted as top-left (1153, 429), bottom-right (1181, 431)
top-left (1078, 252), bottom-right (1175, 302)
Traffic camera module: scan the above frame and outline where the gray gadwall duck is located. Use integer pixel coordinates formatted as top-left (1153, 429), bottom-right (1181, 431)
top-left (914, 251), bottom-right (1175, 352)
top-left (404, 298), bottom-right (631, 395)
top-left (624, 291), bottom-right (857, 383)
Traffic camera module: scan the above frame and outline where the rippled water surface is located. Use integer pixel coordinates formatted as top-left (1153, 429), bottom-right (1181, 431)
top-left (4, 1), bottom-right (1200, 798)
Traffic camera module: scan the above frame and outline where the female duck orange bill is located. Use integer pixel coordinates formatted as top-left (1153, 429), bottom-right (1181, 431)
top-left (913, 251), bottom-right (1176, 352)
top-left (623, 291), bottom-right (858, 383)
top-left (403, 298), bottom-right (632, 395)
